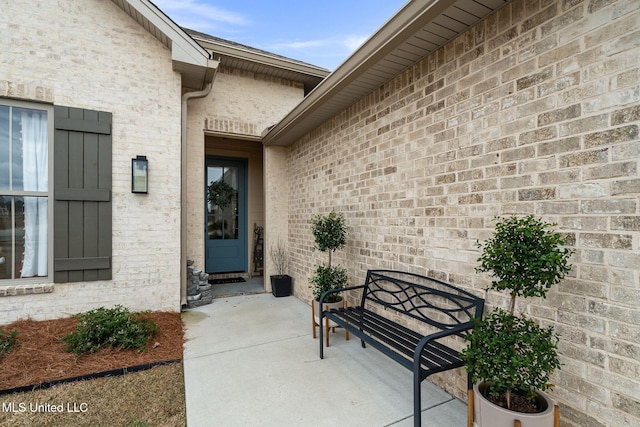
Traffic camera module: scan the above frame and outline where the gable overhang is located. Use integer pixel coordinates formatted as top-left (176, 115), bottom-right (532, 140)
top-left (187, 31), bottom-right (330, 94)
top-left (262, 0), bottom-right (508, 147)
top-left (112, 0), bottom-right (218, 90)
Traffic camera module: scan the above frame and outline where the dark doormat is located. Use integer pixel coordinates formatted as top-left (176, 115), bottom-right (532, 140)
top-left (209, 277), bottom-right (246, 285)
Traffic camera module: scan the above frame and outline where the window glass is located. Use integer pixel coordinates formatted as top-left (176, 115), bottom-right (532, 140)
top-left (0, 102), bottom-right (49, 280)
top-left (0, 196), bottom-right (12, 279)
top-left (14, 107), bottom-right (48, 192)
top-left (0, 106), bottom-right (9, 190)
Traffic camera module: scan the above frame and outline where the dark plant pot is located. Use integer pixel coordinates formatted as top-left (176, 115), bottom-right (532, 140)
top-left (270, 275), bottom-right (292, 297)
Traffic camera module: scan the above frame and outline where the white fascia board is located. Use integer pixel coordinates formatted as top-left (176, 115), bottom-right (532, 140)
top-left (124, 0), bottom-right (211, 67)
top-left (192, 36), bottom-right (329, 79)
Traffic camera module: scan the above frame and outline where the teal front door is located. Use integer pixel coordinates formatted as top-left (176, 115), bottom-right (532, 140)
top-left (205, 156), bottom-right (247, 273)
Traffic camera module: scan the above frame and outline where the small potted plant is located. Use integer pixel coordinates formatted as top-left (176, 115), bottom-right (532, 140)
top-left (462, 215), bottom-right (573, 427)
top-left (309, 212), bottom-right (348, 329)
top-left (269, 239), bottom-right (291, 297)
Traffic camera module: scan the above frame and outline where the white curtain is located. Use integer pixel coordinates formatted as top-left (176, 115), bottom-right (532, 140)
top-left (20, 109), bottom-right (48, 277)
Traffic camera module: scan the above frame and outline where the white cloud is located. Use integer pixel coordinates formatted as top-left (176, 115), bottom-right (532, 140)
top-left (342, 35), bottom-right (369, 51)
top-left (152, 0), bottom-right (250, 31)
top-left (270, 39), bottom-right (328, 50)
top-left (260, 34), bottom-right (370, 70)
top-left (270, 33), bottom-right (368, 53)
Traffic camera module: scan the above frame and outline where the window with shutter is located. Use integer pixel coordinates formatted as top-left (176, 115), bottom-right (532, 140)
top-left (53, 106), bottom-right (112, 282)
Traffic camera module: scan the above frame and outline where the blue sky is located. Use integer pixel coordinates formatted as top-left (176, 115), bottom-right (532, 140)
top-left (153, 0), bottom-right (408, 71)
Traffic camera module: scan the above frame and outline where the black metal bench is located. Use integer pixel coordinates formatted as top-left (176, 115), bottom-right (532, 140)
top-left (319, 270), bottom-right (484, 427)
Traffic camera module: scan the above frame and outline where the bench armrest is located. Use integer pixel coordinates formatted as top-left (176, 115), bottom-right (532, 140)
top-left (318, 284), bottom-right (366, 306)
top-left (412, 321), bottom-right (476, 366)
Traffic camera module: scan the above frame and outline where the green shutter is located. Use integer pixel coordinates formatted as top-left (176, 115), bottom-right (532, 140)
top-left (53, 106), bottom-right (112, 282)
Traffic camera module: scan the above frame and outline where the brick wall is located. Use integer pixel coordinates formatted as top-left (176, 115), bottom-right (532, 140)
top-left (186, 66), bottom-right (305, 270)
top-left (283, 0), bottom-right (640, 425)
top-left (0, 0), bottom-right (183, 322)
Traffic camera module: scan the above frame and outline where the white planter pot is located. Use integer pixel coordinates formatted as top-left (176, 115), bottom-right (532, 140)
top-left (474, 382), bottom-right (555, 427)
top-left (313, 298), bottom-right (343, 328)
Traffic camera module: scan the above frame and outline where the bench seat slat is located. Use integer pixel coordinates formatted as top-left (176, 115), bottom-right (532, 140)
top-left (353, 308), bottom-right (462, 372)
top-left (325, 308), bottom-right (415, 370)
top-left (358, 308), bottom-right (463, 371)
top-left (326, 307), bottom-right (463, 375)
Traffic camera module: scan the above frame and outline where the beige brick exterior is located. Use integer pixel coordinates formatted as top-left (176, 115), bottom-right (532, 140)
top-left (0, 0), bottom-right (183, 322)
top-left (264, 145), bottom-right (290, 279)
top-left (186, 66), bottom-right (305, 273)
top-left (277, 0), bottom-right (640, 425)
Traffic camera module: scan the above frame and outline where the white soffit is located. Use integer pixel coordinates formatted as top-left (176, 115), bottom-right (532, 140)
top-left (263, 0), bottom-right (508, 147)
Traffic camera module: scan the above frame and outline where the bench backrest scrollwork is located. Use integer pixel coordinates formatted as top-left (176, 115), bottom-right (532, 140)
top-left (361, 270), bottom-right (484, 334)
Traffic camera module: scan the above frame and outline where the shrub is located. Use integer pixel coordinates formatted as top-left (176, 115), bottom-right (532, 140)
top-left (462, 215), bottom-right (573, 411)
top-left (61, 306), bottom-right (159, 356)
top-left (310, 265), bottom-right (348, 303)
top-left (462, 309), bottom-right (560, 402)
top-left (311, 211), bottom-right (347, 265)
top-left (310, 211), bottom-right (349, 302)
top-left (476, 214), bottom-right (573, 308)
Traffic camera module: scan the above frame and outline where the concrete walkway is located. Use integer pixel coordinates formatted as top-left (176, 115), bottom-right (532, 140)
top-left (182, 293), bottom-right (468, 426)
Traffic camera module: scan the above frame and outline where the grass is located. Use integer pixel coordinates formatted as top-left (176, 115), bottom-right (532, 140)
top-left (0, 362), bottom-right (185, 427)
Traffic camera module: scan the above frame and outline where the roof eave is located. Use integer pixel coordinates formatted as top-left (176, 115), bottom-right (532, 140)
top-left (114, 0), bottom-right (216, 90)
top-left (190, 34), bottom-right (330, 80)
top-left (262, 0), bottom-right (491, 147)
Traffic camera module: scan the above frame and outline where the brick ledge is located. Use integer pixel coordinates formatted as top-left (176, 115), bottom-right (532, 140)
top-left (0, 284), bottom-right (54, 297)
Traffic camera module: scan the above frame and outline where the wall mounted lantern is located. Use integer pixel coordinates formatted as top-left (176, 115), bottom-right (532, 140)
top-left (131, 155), bottom-right (148, 194)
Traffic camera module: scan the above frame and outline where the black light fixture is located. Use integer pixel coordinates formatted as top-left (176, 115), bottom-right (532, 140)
top-left (131, 155), bottom-right (148, 194)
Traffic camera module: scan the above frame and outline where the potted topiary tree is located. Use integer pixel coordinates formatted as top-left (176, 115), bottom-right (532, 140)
top-left (309, 212), bottom-right (348, 337)
top-left (269, 239), bottom-right (291, 297)
top-left (462, 215), bottom-right (573, 427)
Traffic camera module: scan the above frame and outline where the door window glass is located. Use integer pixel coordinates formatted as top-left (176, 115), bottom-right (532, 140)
top-left (207, 165), bottom-right (239, 240)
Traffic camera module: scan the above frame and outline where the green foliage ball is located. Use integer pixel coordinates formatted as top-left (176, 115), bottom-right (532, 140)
top-left (476, 215), bottom-right (574, 300)
top-left (311, 212), bottom-right (347, 254)
top-left (61, 305), bottom-right (159, 357)
top-left (462, 309), bottom-right (561, 401)
top-left (310, 265), bottom-right (348, 302)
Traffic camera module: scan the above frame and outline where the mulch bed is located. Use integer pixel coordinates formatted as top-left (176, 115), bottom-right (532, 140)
top-left (0, 312), bottom-right (183, 392)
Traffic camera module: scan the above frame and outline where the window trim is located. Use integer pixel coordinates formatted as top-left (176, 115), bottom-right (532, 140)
top-left (0, 98), bottom-right (54, 284)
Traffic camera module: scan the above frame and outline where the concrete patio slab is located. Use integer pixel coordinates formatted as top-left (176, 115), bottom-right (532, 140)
top-left (183, 293), bottom-right (468, 426)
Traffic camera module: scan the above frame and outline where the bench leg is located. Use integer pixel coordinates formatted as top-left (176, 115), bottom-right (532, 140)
top-left (312, 301), bottom-right (331, 348)
top-left (344, 300), bottom-right (350, 341)
top-left (414, 373), bottom-right (421, 427)
top-left (319, 308), bottom-right (324, 359)
top-left (325, 304), bottom-right (330, 348)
